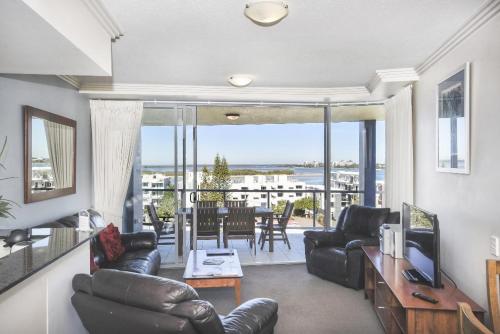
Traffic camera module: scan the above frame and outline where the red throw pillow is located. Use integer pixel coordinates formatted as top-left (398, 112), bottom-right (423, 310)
top-left (98, 223), bottom-right (125, 262)
top-left (90, 249), bottom-right (99, 273)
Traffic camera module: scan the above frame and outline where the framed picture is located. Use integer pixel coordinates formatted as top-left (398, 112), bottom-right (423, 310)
top-left (436, 62), bottom-right (470, 174)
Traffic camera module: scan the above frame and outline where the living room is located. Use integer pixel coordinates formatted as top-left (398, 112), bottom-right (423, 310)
top-left (0, 1), bottom-right (499, 333)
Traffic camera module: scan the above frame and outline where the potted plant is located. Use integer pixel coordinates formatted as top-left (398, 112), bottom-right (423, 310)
top-left (0, 137), bottom-right (17, 220)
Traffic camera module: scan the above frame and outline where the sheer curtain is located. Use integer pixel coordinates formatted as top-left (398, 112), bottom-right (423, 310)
top-left (90, 100), bottom-right (143, 230)
top-left (384, 85), bottom-right (414, 212)
top-left (44, 121), bottom-right (74, 189)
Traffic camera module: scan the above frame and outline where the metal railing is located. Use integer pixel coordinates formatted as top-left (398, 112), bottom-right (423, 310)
top-left (143, 188), bottom-right (365, 228)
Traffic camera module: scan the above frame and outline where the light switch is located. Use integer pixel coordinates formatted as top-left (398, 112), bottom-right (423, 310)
top-left (491, 235), bottom-right (500, 257)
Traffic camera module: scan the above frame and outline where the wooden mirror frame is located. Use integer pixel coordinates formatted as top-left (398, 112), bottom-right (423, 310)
top-left (24, 106), bottom-right (77, 203)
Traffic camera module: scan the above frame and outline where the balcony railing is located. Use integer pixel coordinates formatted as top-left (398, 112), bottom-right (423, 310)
top-left (143, 188), bottom-right (367, 228)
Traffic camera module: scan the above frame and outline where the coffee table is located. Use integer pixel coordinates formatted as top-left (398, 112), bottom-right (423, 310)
top-left (183, 249), bottom-right (243, 305)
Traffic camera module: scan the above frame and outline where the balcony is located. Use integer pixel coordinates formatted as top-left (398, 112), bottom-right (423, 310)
top-left (142, 188), bottom-right (368, 266)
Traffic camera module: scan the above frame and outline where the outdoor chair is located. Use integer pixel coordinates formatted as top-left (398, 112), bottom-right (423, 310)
top-left (224, 207), bottom-right (257, 255)
top-left (197, 200), bottom-right (218, 208)
top-left (224, 200), bottom-right (247, 208)
top-left (146, 202), bottom-right (175, 246)
top-left (258, 200), bottom-right (294, 250)
top-left (191, 207), bottom-right (220, 249)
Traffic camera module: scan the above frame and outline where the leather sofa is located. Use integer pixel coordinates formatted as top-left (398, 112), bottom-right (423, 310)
top-left (304, 205), bottom-right (399, 289)
top-left (34, 210), bottom-right (161, 276)
top-left (72, 269), bottom-right (278, 334)
top-left (92, 230), bottom-right (161, 275)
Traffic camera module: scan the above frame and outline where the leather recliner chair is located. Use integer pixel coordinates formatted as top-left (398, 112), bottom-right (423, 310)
top-left (304, 205), bottom-right (399, 289)
top-left (72, 269), bottom-right (278, 334)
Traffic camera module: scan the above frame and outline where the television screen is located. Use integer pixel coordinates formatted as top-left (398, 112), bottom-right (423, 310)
top-left (402, 203), bottom-right (441, 288)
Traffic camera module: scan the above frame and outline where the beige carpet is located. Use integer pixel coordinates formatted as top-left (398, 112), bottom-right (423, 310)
top-left (159, 263), bottom-right (383, 334)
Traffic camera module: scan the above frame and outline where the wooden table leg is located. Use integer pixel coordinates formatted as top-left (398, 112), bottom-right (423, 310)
top-left (234, 279), bottom-right (241, 305)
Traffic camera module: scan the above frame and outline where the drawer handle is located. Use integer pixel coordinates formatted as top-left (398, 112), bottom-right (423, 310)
top-left (377, 306), bottom-right (386, 309)
top-left (376, 281), bottom-right (385, 284)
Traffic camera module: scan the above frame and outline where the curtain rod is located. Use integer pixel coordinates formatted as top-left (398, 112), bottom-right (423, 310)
top-left (92, 99), bottom-right (386, 108)
top-left (141, 100), bottom-right (386, 107)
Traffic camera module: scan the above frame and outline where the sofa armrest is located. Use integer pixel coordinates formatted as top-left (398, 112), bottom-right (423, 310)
top-left (120, 231), bottom-right (157, 251)
top-left (222, 298), bottom-right (278, 334)
top-left (345, 238), bottom-right (379, 251)
top-left (303, 230), bottom-right (345, 248)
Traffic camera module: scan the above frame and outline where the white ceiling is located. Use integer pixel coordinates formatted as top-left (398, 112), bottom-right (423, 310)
top-left (80, 0), bottom-right (484, 88)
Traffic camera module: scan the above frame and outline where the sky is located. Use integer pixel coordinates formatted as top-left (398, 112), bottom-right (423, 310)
top-left (141, 121), bottom-right (385, 165)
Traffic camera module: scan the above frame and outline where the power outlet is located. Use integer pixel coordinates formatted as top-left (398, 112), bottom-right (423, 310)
top-left (490, 235), bottom-right (500, 257)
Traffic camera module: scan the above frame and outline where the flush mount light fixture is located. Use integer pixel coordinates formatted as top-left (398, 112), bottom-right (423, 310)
top-left (245, 1), bottom-right (288, 26)
top-left (227, 75), bottom-right (253, 87)
top-left (225, 113), bottom-right (240, 121)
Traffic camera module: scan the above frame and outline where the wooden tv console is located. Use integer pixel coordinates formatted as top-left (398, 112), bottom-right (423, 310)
top-left (362, 246), bottom-right (485, 334)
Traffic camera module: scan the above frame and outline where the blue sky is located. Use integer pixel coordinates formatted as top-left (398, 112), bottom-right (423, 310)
top-left (141, 121), bottom-right (385, 165)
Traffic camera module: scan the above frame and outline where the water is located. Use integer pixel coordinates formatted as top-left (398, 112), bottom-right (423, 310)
top-left (142, 164), bottom-right (385, 185)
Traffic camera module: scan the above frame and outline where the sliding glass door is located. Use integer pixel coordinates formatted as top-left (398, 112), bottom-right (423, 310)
top-left (175, 105), bottom-right (198, 257)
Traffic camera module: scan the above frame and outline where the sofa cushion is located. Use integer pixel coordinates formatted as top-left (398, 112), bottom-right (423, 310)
top-left (91, 270), bottom-right (199, 313)
top-left (99, 223), bottom-right (126, 262)
top-left (103, 249), bottom-right (161, 275)
top-left (342, 205), bottom-right (390, 238)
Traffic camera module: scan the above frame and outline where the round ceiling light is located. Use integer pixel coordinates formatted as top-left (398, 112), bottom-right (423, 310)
top-left (228, 75), bottom-right (253, 87)
top-left (245, 1), bottom-right (288, 26)
top-left (225, 113), bottom-right (240, 121)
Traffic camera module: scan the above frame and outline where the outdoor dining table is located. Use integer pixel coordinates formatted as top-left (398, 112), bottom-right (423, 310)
top-left (177, 206), bottom-right (275, 253)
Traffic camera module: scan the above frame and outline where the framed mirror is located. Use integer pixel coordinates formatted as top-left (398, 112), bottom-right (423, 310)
top-left (24, 106), bottom-right (76, 203)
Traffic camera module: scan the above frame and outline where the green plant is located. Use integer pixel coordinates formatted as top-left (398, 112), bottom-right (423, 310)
top-left (272, 199), bottom-right (287, 214)
top-left (199, 154), bottom-right (231, 203)
top-left (293, 196), bottom-right (320, 217)
top-left (0, 137), bottom-right (17, 220)
top-left (156, 185), bottom-right (176, 218)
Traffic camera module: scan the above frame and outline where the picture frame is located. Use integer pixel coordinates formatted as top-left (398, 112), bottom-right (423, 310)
top-left (436, 62), bottom-right (470, 174)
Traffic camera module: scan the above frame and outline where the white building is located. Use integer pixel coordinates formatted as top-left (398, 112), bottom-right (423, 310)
top-left (142, 173), bottom-right (173, 207)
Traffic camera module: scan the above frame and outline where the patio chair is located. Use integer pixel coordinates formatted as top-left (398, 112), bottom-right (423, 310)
top-left (258, 200), bottom-right (294, 250)
top-left (224, 207), bottom-right (257, 255)
top-left (146, 203), bottom-right (175, 246)
top-left (224, 200), bottom-right (247, 208)
top-left (191, 207), bottom-right (220, 249)
top-left (197, 200), bottom-right (218, 208)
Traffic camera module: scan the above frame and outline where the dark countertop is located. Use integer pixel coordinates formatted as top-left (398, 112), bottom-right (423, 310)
top-left (0, 227), bottom-right (99, 295)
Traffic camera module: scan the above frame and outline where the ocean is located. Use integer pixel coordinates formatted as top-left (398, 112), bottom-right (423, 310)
top-left (142, 164), bottom-right (385, 185)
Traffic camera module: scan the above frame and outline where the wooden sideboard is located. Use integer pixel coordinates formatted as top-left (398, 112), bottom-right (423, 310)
top-left (362, 246), bottom-right (486, 334)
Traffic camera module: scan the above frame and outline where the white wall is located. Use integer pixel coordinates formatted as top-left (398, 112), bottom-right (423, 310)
top-left (0, 75), bottom-right (92, 228)
top-left (414, 14), bottom-right (500, 309)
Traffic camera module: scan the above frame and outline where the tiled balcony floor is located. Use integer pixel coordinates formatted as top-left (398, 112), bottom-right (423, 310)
top-left (150, 227), bottom-right (309, 268)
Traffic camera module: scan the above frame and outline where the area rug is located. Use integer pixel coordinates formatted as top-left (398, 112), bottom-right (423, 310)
top-left (159, 263), bottom-right (383, 334)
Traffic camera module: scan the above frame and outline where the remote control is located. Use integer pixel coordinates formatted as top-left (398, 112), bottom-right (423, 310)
top-left (412, 292), bottom-right (438, 304)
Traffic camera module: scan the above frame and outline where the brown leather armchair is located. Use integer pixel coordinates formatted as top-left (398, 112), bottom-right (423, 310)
top-left (304, 205), bottom-right (399, 289)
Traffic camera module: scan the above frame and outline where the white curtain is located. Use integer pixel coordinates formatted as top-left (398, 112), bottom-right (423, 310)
top-left (44, 120), bottom-right (74, 189)
top-left (90, 100), bottom-right (143, 230)
top-left (384, 85), bottom-right (414, 212)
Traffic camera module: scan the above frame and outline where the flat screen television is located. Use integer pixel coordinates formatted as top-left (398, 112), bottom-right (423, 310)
top-left (402, 203), bottom-right (442, 288)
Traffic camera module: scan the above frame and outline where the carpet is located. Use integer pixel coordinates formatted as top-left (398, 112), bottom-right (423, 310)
top-left (159, 263), bottom-right (383, 334)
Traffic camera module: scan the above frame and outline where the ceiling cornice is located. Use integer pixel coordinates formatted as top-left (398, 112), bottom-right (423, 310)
top-left (367, 68), bottom-right (419, 92)
top-left (82, 0), bottom-right (123, 40)
top-left (78, 83), bottom-right (371, 102)
top-left (416, 0), bottom-right (500, 74)
top-left (57, 75), bottom-right (81, 89)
